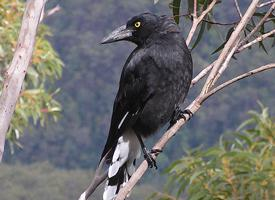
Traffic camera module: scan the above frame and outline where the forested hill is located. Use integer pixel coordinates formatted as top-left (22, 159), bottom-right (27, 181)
top-left (4, 0), bottom-right (275, 170)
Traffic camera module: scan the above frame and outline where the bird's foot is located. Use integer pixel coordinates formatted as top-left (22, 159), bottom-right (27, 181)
top-left (143, 148), bottom-right (161, 169)
top-left (178, 109), bottom-right (193, 121)
top-left (169, 107), bottom-right (193, 128)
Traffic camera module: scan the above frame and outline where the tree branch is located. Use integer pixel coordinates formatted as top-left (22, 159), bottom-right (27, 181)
top-left (200, 0), bottom-right (260, 94)
top-left (237, 29), bottom-right (275, 52)
top-left (258, 0), bottom-right (275, 7)
top-left (186, 0), bottom-right (217, 46)
top-left (234, 0), bottom-right (243, 18)
top-left (201, 63), bottom-right (275, 101)
top-left (191, 62), bottom-right (215, 87)
top-left (239, 3), bottom-right (275, 47)
top-left (0, 0), bottom-right (46, 161)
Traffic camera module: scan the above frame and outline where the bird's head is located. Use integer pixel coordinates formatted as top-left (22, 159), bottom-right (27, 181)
top-left (101, 13), bottom-right (179, 45)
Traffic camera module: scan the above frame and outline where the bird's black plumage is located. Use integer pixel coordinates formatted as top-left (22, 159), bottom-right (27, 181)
top-left (100, 13), bottom-right (193, 200)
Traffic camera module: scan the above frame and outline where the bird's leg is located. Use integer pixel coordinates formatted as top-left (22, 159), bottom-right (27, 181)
top-left (135, 133), bottom-right (161, 169)
top-left (168, 106), bottom-right (193, 129)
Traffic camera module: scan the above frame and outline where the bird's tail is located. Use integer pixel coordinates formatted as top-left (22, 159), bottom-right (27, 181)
top-left (103, 129), bottom-right (141, 200)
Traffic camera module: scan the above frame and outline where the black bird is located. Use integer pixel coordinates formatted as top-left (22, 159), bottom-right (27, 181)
top-left (100, 13), bottom-right (192, 200)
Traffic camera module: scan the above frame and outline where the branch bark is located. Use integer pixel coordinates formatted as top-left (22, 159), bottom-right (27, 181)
top-left (0, 0), bottom-right (46, 161)
top-left (239, 3), bottom-right (275, 47)
top-left (237, 29), bottom-right (275, 52)
top-left (200, 0), bottom-right (260, 94)
top-left (258, 0), bottom-right (275, 7)
top-left (186, 0), bottom-right (217, 46)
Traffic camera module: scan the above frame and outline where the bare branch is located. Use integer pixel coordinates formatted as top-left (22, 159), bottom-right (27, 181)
top-left (194, 0), bottom-right (198, 18)
top-left (0, 0), bottom-right (47, 162)
top-left (191, 62), bottom-right (215, 87)
top-left (173, 13), bottom-right (239, 26)
top-left (212, 39), bottom-right (240, 84)
top-left (258, 0), bottom-right (275, 7)
top-left (237, 29), bottom-right (275, 52)
top-left (45, 4), bottom-right (61, 18)
top-left (239, 3), bottom-right (275, 47)
top-left (202, 63), bottom-right (275, 101)
top-left (200, 0), bottom-right (260, 94)
top-left (40, 4), bottom-right (61, 22)
top-left (234, 0), bottom-right (243, 18)
top-left (186, 0), bottom-right (217, 46)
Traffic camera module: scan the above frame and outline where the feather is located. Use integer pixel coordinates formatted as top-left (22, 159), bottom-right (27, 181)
top-left (103, 129), bottom-right (141, 200)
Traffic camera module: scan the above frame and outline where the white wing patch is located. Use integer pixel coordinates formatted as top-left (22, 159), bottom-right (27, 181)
top-left (118, 112), bottom-right (129, 129)
top-left (103, 129), bottom-right (142, 200)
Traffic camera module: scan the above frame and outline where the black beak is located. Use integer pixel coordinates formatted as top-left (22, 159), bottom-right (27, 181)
top-left (101, 25), bottom-right (133, 44)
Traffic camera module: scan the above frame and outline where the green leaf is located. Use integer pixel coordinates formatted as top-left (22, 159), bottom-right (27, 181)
top-left (192, 20), bottom-right (206, 50)
top-left (172, 0), bottom-right (181, 24)
top-left (212, 27), bottom-right (234, 54)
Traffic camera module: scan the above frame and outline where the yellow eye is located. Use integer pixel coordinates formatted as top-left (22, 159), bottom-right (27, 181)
top-left (134, 21), bottom-right (141, 28)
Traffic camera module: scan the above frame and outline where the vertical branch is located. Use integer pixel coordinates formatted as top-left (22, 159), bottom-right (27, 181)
top-left (194, 0), bottom-right (198, 18)
top-left (186, 0), bottom-right (217, 46)
top-left (0, 0), bottom-right (46, 161)
top-left (200, 0), bottom-right (260, 94)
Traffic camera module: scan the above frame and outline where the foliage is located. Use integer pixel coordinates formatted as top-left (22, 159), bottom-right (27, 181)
top-left (0, 0), bottom-right (63, 150)
top-left (150, 105), bottom-right (275, 200)
top-left (166, 0), bottom-right (275, 51)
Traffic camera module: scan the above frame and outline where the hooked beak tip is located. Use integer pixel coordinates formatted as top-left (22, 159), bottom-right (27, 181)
top-left (100, 25), bottom-right (133, 44)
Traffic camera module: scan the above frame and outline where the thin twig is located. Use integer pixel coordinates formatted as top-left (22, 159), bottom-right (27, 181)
top-left (258, 0), bottom-right (275, 7)
top-left (234, 0), bottom-right (243, 18)
top-left (191, 62), bottom-right (215, 87)
top-left (201, 63), bottom-right (275, 101)
top-left (239, 3), bottom-right (275, 47)
top-left (201, 0), bottom-right (260, 94)
top-left (194, 0), bottom-right (198, 18)
top-left (186, 0), bottom-right (217, 46)
top-left (201, 18), bottom-right (239, 26)
top-left (237, 29), bottom-right (275, 52)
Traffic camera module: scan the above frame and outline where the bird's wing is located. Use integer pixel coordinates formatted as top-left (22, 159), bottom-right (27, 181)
top-left (100, 50), bottom-right (156, 162)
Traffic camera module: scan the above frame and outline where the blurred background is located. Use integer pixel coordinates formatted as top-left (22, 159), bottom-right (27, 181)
top-left (1, 0), bottom-right (275, 199)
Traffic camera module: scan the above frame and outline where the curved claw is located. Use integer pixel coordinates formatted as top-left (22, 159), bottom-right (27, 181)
top-left (143, 148), bottom-right (158, 169)
top-left (179, 109), bottom-right (193, 121)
